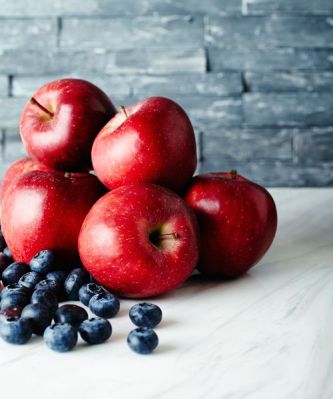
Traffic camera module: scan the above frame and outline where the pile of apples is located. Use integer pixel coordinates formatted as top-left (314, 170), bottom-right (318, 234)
top-left (0, 79), bottom-right (277, 298)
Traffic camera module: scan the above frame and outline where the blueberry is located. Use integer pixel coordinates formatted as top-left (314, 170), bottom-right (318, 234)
top-left (1, 283), bottom-right (29, 299)
top-left (35, 279), bottom-right (63, 299)
top-left (79, 283), bottom-right (104, 306)
top-left (127, 327), bottom-right (159, 354)
top-left (0, 317), bottom-right (32, 345)
top-left (31, 289), bottom-right (58, 315)
top-left (0, 291), bottom-right (30, 311)
top-left (44, 323), bottom-right (78, 352)
top-left (54, 305), bottom-right (88, 328)
top-left (18, 272), bottom-right (43, 291)
top-left (21, 303), bottom-right (52, 336)
top-left (89, 292), bottom-right (120, 318)
top-left (30, 250), bottom-right (56, 274)
top-left (79, 318), bottom-right (112, 345)
top-left (129, 303), bottom-right (162, 328)
top-left (0, 253), bottom-right (10, 276)
top-left (46, 270), bottom-right (67, 285)
top-left (64, 268), bottom-right (89, 300)
top-left (3, 247), bottom-right (13, 262)
top-left (2, 262), bottom-right (29, 285)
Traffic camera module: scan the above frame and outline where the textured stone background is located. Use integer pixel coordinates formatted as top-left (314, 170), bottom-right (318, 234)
top-left (0, 0), bottom-right (332, 186)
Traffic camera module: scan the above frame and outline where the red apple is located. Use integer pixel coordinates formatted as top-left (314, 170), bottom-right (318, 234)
top-left (0, 158), bottom-right (50, 207)
top-left (20, 78), bottom-right (116, 171)
top-left (1, 170), bottom-right (105, 264)
top-left (91, 97), bottom-right (197, 192)
top-left (78, 183), bottom-right (199, 298)
top-left (184, 171), bottom-right (277, 277)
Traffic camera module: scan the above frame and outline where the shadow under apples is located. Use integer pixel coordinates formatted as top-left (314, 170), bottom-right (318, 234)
top-left (159, 271), bottom-right (254, 302)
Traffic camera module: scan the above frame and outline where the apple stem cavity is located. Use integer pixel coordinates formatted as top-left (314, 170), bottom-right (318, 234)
top-left (149, 231), bottom-right (179, 248)
top-left (120, 105), bottom-right (129, 119)
top-left (30, 97), bottom-right (54, 118)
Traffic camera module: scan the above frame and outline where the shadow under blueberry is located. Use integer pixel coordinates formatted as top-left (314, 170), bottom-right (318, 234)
top-left (155, 343), bottom-right (177, 355)
top-left (74, 339), bottom-right (110, 352)
top-left (157, 318), bottom-right (177, 328)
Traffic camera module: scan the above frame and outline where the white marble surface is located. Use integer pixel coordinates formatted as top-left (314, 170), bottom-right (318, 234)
top-left (1, 188), bottom-right (332, 399)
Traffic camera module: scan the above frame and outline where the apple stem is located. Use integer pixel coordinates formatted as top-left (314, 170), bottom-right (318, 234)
top-left (158, 233), bottom-right (179, 241)
top-left (120, 105), bottom-right (128, 119)
top-left (230, 169), bottom-right (238, 180)
top-left (30, 97), bottom-right (54, 117)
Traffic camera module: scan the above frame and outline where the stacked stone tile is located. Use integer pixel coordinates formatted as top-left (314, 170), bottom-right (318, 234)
top-left (0, 0), bottom-right (332, 186)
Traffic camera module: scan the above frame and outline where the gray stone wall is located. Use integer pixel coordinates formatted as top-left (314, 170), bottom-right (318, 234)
top-left (0, 0), bottom-right (332, 186)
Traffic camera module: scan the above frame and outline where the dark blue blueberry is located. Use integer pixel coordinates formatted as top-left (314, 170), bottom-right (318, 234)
top-left (46, 270), bottom-right (67, 284)
top-left (127, 327), bottom-right (159, 354)
top-left (129, 303), bottom-right (162, 328)
top-left (1, 283), bottom-right (29, 299)
top-left (54, 305), bottom-right (88, 328)
top-left (3, 247), bottom-right (13, 262)
top-left (0, 252), bottom-right (10, 276)
top-left (43, 323), bottom-right (77, 352)
top-left (89, 292), bottom-right (120, 319)
top-left (0, 291), bottom-right (30, 311)
top-left (30, 250), bottom-right (56, 274)
top-left (35, 279), bottom-right (63, 299)
top-left (31, 289), bottom-right (58, 315)
top-left (64, 268), bottom-right (90, 300)
top-left (18, 272), bottom-right (43, 291)
top-left (1, 262), bottom-right (29, 285)
top-left (0, 317), bottom-right (32, 345)
top-left (78, 283), bottom-right (104, 306)
top-left (21, 303), bottom-right (52, 336)
top-left (79, 318), bottom-right (112, 345)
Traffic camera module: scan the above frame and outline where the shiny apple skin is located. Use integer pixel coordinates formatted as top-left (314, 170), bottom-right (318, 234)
top-left (0, 158), bottom-right (50, 208)
top-left (184, 172), bottom-right (277, 278)
top-left (92, 97), bottom-right (197, 193)
top-left (78, 183), bottom-right (199, 298)
top-left (20, 79), bottom-right (116, 171)
top-left (1, 170), bottom-right (106, 264)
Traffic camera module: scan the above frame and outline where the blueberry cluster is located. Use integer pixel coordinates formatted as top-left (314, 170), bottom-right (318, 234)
top-left (0, 240), bottom-right (118, 351)
top-left (0, 233), bottom-right (161, 354)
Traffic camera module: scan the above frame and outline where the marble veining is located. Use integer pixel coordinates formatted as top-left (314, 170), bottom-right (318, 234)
top-left (0, 188), bottom-right (332, 399)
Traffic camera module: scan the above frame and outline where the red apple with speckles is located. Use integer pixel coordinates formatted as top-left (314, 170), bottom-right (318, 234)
top-left (20, 78), bottom-right (116, 171)
top-left (1, 170), bottom-right (105, 264)
top-left (184, 171), bottom-right (277, 278)
top-left (78, 183), bottom-right (199, 298)
top-left (91, 97), bottom-right (197, 192)
top-left (0, 158), bottom-right (50, 209)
